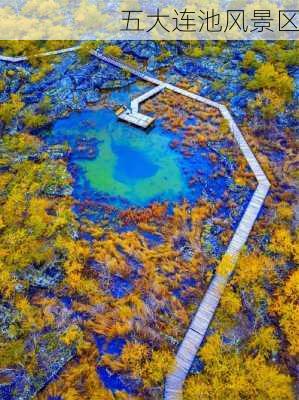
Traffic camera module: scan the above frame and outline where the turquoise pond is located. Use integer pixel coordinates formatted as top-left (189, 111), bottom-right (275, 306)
top-left (45, 108), bottom-right (192, 206)
top-left (41, 81), bottom-right (233, 210)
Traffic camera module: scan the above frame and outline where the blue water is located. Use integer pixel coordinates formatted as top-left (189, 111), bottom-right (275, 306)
top-left (97, 366), bottom-right (138, 394)
top-left (110, 275), bottom-right (133, 298)
top-left (42, 107), bottom-right (193, 207)
top-left (38, 79), bottom-right (246, 214)
top-left (41, 104), bottom-right (234, 210)
top-left (112, 142), bottom-right (159, 183)
top-left (94, 336), bottom-right (126, 356)
top-left (107, 80), bottom-right (154, 107)
top-left (60, 296), bottom-right (72, 309)
top-left (94, 335), bottom-right (139, 393)
top-left (106, 338), bottom-right (126, 355)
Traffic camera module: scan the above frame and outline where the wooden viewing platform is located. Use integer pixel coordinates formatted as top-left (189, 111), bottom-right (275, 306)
top-left (117, 108), bottom-right (155, 129)
top-left (115, 84), bottom-right (165, 129)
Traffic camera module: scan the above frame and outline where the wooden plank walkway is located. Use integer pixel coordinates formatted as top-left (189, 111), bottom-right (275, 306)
top-left (131, 84), bottom-right (165, 113)
top-left (0, 47), bottom-right (271, 399)
top-left (117, 109), bottom-right (155, 129)
top-left (89, 53), bottom-right (270, 400)
top-left (90, 50), bottom-right (163, 86)
top-left (117, 83), bottom-right (165, 129)
top-left (0, 46), bottom-right (81, 63)
top-left (116, 81), bottom-right (165, 129)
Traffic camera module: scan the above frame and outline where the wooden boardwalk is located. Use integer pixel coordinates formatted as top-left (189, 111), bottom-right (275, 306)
top-left (117, 109), bottom-right (155, 129)
top-left (0, 46), bottom-right (81, 63)
top-left (117, 83), bottom-right (165, 129)
top-left (90, 50), bottom-right (163, 86)
top-left (131, 84), bottom-right (166, 113)
top-left (0, 47), bottom-right (271, 399)
top-left (90, 52), bottom-right (270, 400)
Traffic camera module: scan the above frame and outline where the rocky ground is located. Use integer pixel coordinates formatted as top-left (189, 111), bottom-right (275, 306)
top-left (1, 41), bottom-right (297, 132)
top-left (0, 41), bottom-right (297, 400)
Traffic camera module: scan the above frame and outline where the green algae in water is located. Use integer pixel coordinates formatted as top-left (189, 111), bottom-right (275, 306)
top-left (76, 112), bottom-right (186, 206)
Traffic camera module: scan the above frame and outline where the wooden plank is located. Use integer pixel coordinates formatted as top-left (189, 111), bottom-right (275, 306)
top-left (0, 46), bottom-right (81, 63)
top-left (118, 110), bottom-right (155, 129)
top-left (131, 84), bottom-right (166, 112)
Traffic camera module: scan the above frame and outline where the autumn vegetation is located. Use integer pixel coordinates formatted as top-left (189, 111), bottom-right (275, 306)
top-left (242, 41), bottom-right (298, 120)
top-left (182, 41), bottom-right (298, 400)
top-left (0, 40), bottom-right (297, 399)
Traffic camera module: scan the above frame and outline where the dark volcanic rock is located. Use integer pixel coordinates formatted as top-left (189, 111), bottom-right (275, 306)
top-left (44, 184), bottom-right (73, 197)
top-left (173, 57), bottom-right (222, 80)
top-left (17, 262), bottom-right (64, 289)
top-left (121, 41), bottom-right (161, 60)
top-left (0, 336), bottom-right (75, 400)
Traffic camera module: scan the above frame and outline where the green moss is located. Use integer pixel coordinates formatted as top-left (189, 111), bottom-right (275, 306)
top-left (241, 50), bottom-right (260, 69)
top-left (240, 73), bottom-right (249, 82)
top-left (23, 111), bottom-right (50, 129)
top-left (186, 47), bottom-right (203, 58)
top-left (38, 96), bottom-right (52, 113)
top-left (6, 70), bottom-right (15, 77)
top-left (103, 44), bottom-right (123, 58)
top-left (0, 79), bottom-right (5, 92)
top-left (212, 80), bottom-right (225, 91)
top-left (203, 44), bottom-right (223, 57)
top-left (0, 93), bottom-right (24, 126)
top-left (156, 50), bottom-right (172, 61)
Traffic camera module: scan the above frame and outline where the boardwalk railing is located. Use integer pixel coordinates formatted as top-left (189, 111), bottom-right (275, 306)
top-left (90, 53), bottom-right (270, 400)
top-left (90, 50), bottom-right (163, 85)
top-left (131, 84), bottom-right (166, 113)
top-left (0, 47), bottom-right (270, 400)
top-left (0, 46), bottom-right (81, 63)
